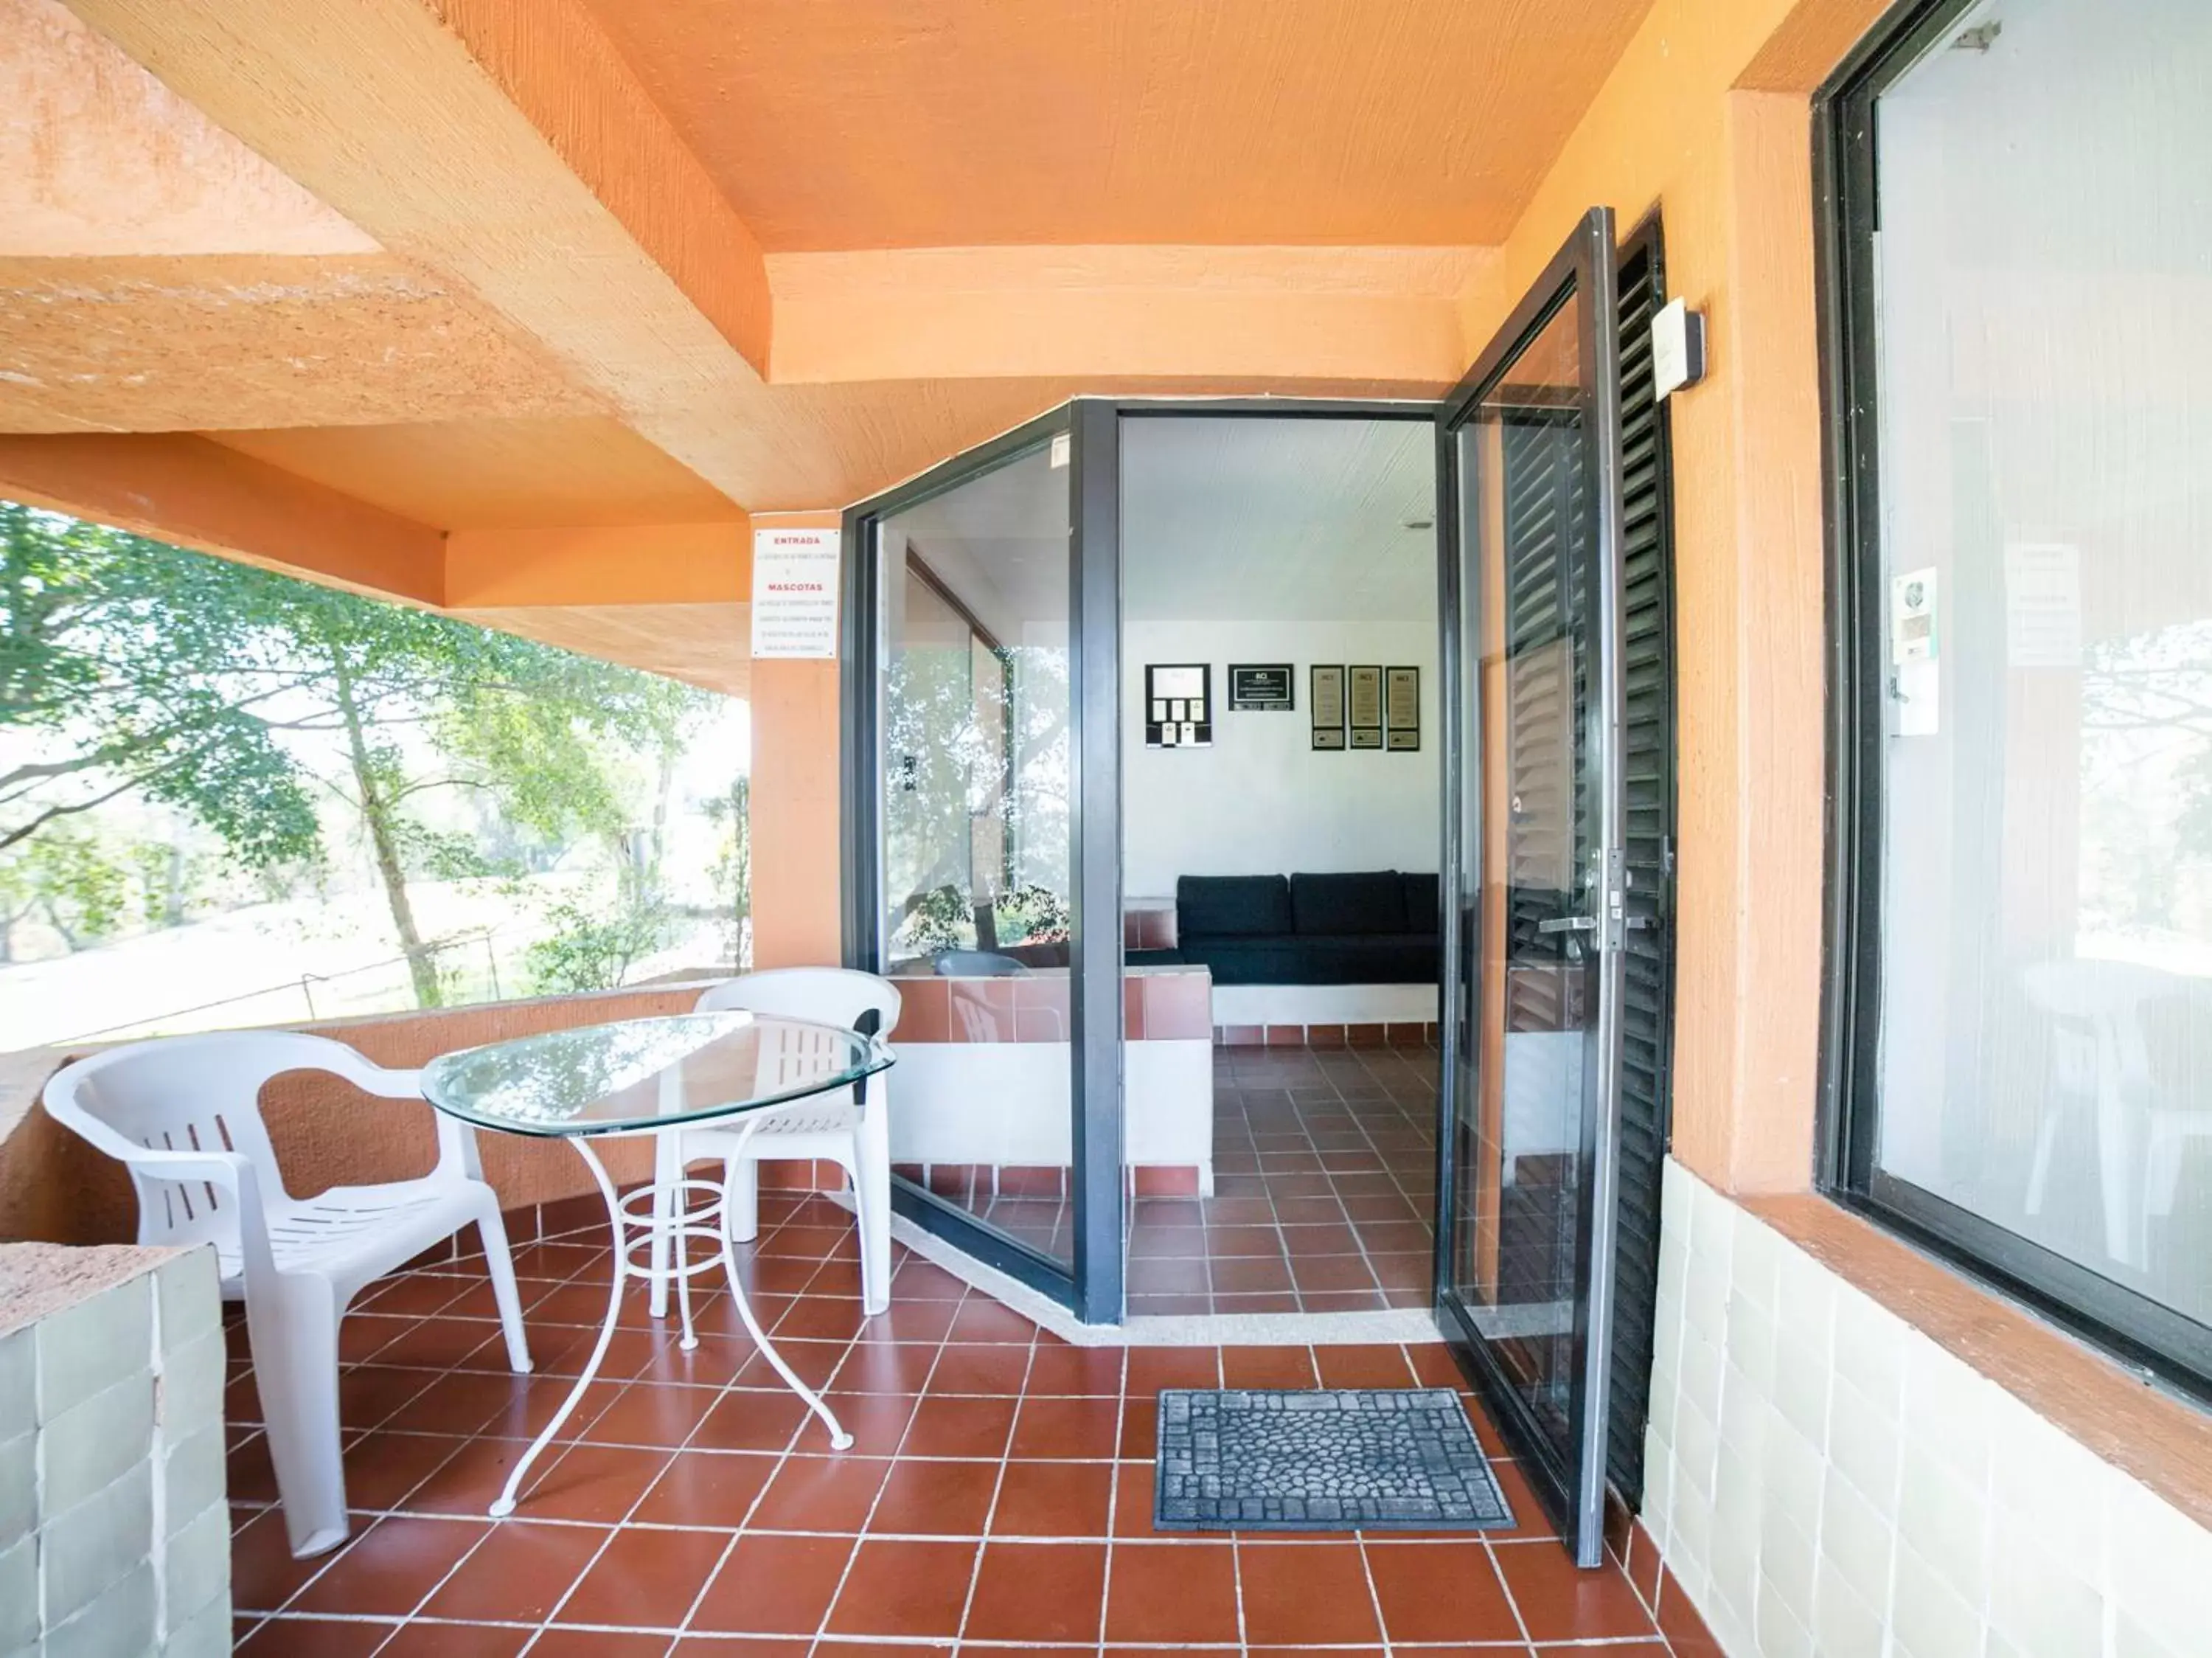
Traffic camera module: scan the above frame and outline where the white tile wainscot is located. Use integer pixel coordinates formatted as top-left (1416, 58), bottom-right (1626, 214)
top-left (1644, 1159), bottom-right (2212, 1658)
top-left (0, 1241), bottom-right (229, 1658)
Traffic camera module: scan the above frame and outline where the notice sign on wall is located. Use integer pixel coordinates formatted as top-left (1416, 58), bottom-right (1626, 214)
top-left (751, 527), bottom-right (841, 659)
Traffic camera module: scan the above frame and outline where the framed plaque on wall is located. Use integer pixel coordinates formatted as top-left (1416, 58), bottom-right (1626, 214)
top-left (1144, 663), bottom-right (1213, 747)
top-left (1228, 664), bottom-right (1295, 711)
top-left (1347, 665), bottom-right (1384, 749)
top-left (1385, 665), bottom-right (1421, 751)
top-left (1310, 665), bottom-right (1346, 749)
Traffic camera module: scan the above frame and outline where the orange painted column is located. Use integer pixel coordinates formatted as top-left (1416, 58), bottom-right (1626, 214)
top-left (748, 510), bottom-right (847, 969)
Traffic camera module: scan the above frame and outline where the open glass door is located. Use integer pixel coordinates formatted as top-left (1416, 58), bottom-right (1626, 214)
top-left (840, 405), bottom-right (1124, 1322)
top-left (1436, 209), bottom-right (1627, 1565)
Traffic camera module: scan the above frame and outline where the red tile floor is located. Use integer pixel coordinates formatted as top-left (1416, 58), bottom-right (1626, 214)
top-left (1126, 1043), bottom-right (1440, 1316)
top-left (225, 1189), bottom-right (1709, 1655)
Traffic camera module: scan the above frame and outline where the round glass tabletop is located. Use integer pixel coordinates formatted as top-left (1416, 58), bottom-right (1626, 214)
top-left (420, 1011), bottom-right (892, 1139)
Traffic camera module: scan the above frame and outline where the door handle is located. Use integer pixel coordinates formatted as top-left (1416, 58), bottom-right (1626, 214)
top-left (1537, 915), bottom-right (1597, 934)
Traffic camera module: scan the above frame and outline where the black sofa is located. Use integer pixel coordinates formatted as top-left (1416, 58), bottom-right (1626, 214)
top-left (1129, 871), bottom-right (1440, 985)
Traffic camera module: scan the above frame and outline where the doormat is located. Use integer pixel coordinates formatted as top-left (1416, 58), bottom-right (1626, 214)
top-left (1153, 1388), bottom-right (1513, 1532)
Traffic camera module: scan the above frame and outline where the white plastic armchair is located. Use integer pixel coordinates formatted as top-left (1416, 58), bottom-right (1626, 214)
top-left (657, 969), bottom-right (902, 1314)
top-left (42, 1030), bottom-right (532, 1558)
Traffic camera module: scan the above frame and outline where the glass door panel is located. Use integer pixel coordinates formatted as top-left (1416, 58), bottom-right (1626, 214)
top-left (1439, 208), bottom-right (1626, 1565)
top-left (873, 432), bottom-right (1078, 1268)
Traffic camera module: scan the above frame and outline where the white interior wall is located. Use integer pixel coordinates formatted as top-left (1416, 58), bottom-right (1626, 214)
top-left (1121, 619), bottom-right (1440, 897)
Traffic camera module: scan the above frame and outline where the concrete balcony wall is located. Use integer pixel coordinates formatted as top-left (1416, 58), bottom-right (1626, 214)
top-left (0, 983), bottom-right (717, 1248)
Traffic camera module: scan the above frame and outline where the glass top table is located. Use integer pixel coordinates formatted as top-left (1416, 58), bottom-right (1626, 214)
top-left (422, 1010), bottom-right (891, 1138)
top-left (420, 1010), bottom-right (896, 1518)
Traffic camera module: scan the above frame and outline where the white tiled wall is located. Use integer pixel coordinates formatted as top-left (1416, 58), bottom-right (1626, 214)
top-left (1644, 1159), bottom-right (2212, 1658)
top-left (0, 1245), bottom-right (229, 1658)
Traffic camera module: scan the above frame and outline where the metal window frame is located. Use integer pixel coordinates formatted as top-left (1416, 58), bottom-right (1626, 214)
top-left (1814, 0), bottom-right (2212, 1400)
top-left (839, 402), bottom-right (1109, 1314)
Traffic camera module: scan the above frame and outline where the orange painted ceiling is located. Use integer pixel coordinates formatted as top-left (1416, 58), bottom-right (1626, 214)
top-left (580, 0), bottom-right (1661, 249)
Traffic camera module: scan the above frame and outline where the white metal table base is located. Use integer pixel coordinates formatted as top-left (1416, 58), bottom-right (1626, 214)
top-left (489, 1123), bottom-right (852, 1520)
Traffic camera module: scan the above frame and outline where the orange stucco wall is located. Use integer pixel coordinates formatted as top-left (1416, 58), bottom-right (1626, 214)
top-left (747, 510), bottom-right (846, 971)
top-left (1464, 0), bottom-right (1879, 1195)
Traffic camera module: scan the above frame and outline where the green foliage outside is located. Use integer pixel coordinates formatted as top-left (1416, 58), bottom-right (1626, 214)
top-left (0, 502), bottom-right (750, 1014)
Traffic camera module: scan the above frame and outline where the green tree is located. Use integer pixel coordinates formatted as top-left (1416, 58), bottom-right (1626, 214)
top-left (1, 502), bottom-right (714, 1005)
top-left (705, 774), bottom-right (752, 969)
top-left (0, 830), bottom-right (129, 955)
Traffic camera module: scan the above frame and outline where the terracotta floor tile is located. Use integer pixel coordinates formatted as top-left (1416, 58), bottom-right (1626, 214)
top-left (1110, 1461), bottom-right (1159, 1537)
top-left (822, 1537), bottom-right (980, 1638)
top-left (1117, 1395), bottom-right (1159, 1459)
top-left (990, 1460), bottom-right (1113, 1539)
top-left (555, 1524), bottom-right (731, 1629)
top-left (866, 1457), bottom-right (1000, 1536)
top-left (1313, 1344), bottom-right (1418, 1389)
top-left (397, 1435), bottom-right (536, 1518)
top-left (515, 1442), bottom-right (676, 1524)
top-left (1009, 1395), bottom-right (1121, 1460)
top-left (1102, 1539), bottom-right (1239, 1643)
top-left (1026, 1342), bottom-right (1125, 1396)
top-left (631, 1449), bottom-right (780, 1528)
top-left (1124, 1347), bottom-right (1223, 1395)
top-left (1208, 1255), bottom-right (1296, 1294)
top-left (927, 1342), bottom-right (1034, 1395)
top-left (1363, 1540), bottom-right (1523, 1645)
top-left (375, 1619), bottom-right (532, 1655)
top-left (338, 1431), bottom-right (462, 1512)
top-left (1219, 1346), bottom-right (1321, 1390)
top-left (289, 1515), bottom-right (490, 1618)
top-left (665, 1641), bottom-right (810, 1657)
top-left (750, 1453), bottom-right (894, 1533)
top-left (833, 1340), bottom-right (939, 1395)
top-left (737, 1339), bottom-right (851, 1391)
top-left (692, 1389), bottom-right (811, 1453)
top-left (821, 1390), bottom-right (922, 1456)
top-left (228, 1505), bottom-right (347, 1614)
top-left (420, 1519), bottom-right (608, 1623)
top-left (1537, 1643), bottom-right (1669, 1655)
top-left (690, 1531), bottom-right (855, 1634)
top-left (961, 1540), bottom-right (1106, 1645)
top-left (584, 1380), bottom-right (723, 1448)
top-left (947, 1296), bottom-right (1041, 1345)
top-left (1234, 1541), bottom-right (1383, 1646)
top-left (1496, 1539), bottom-right (1659, 1642)
top-left (234, 1615), bottom-right (396, 1654)
top-left (900, 1395), bottom-right (1017, 1460)
top-left (534, 1631), bottom-right (680, 1657)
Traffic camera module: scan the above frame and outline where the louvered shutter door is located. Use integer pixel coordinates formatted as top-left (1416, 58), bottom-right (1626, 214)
top-left (1606, 228), bottom-right (1679, 1507)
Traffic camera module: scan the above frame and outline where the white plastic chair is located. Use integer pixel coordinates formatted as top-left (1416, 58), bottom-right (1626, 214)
top-left (42, 1030), bottom-right (532, 1558)
top-left (655, 969), bottom-right (902, 1314)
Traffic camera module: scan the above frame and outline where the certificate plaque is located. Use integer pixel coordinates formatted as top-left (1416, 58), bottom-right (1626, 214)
top-left (1310, 665), bottom-right (1346, 749)
top-left (1385, 665), bottom-right (1421, 752)
top-left (1144, 664), bottom-right (1212, 748)
top-left (1347, 665), bottom-right (1385, 736)
top-left (1228, 664), bottom-right (1295, 711)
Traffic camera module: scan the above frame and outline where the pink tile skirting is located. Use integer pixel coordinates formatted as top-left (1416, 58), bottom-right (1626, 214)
top-left (891, 972), bottom-right (1211, 1044)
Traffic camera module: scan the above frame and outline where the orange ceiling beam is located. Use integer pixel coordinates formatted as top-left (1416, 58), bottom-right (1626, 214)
top-left (0, 432), bottom-right (445, 603)
top-left (767, 246), bottom-right (1492, 389)
top-left (59, 0), bottom-right (768, 502)
top-left (445, 522), bottom-right (751, 610)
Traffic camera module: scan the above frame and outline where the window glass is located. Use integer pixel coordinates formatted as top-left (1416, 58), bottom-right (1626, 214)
top-left (875, 440), bottom-right (1075, 1263)
top-left (1869, 0), bottom-right (2212, 1322)
top-left (0, 504), bottom-right (751, 1052)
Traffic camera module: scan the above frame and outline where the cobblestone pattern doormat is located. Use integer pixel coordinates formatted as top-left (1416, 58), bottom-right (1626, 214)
top-left (1153, 1388), bottom-right (1514, 1532)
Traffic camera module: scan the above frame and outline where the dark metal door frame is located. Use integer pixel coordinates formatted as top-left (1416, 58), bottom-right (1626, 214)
top-left (1433, 207), bottom-right (1630, 1566)
top-left (839, 403), bottom-right (1122, 1320)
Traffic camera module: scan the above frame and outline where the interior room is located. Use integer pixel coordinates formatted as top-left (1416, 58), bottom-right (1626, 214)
top-left (1118, 414), bottom-right (1444, 1315)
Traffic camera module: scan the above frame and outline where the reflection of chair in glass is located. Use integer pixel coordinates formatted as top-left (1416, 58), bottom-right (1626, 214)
top-left (42, 1032), bottom-right (529, 1558)
top-left (660, 969), bottom-right (902, 1313)
top-left (2023, 960), bottom-right (2212, 1270)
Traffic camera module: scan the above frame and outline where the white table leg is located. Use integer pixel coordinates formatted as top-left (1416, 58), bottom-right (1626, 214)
top-left (716, 1114), bottom-right (852, 1450)
top-left (490, 1134), bottom-right (625, 1519)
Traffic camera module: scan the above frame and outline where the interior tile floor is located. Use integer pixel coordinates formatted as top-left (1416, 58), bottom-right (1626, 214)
top-left (1126, 1042), bottom-right (1440, 1317)
top-left (222, 1187), bottom-right (1707, 1655)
